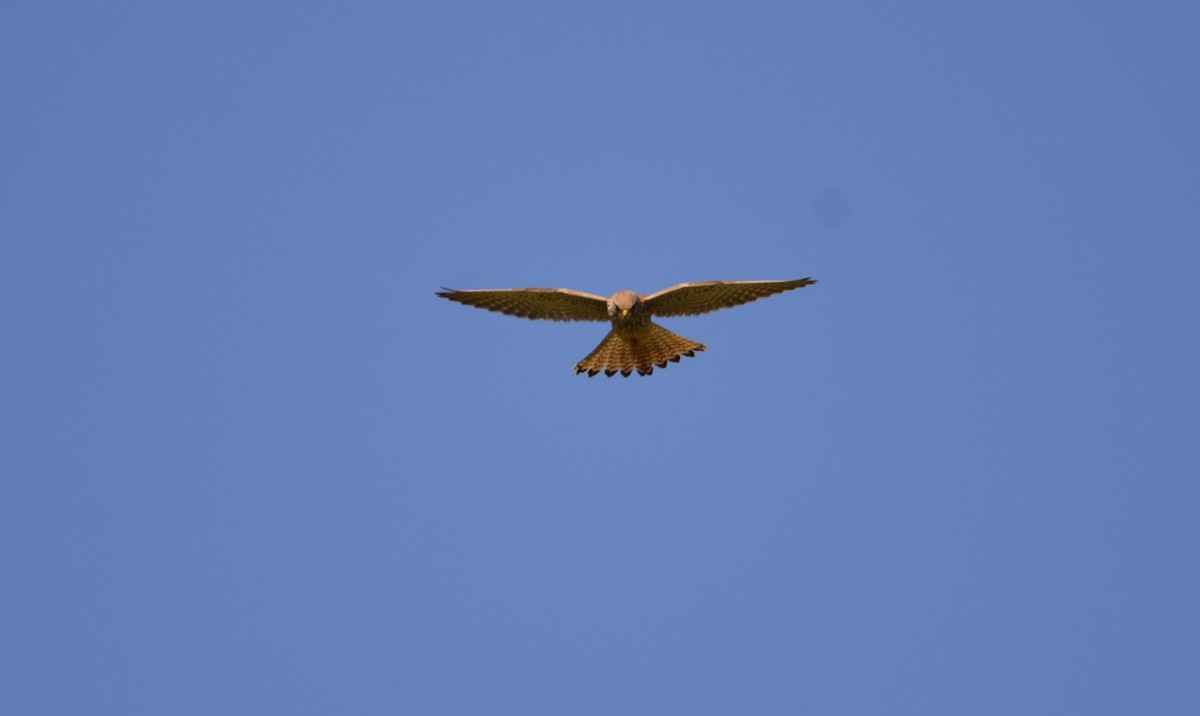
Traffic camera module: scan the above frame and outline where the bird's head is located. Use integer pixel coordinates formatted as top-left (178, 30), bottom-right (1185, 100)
top-left (608, 290), bottom-right (643, 320)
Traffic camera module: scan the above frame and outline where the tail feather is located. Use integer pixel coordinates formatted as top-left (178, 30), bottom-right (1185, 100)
top-left (574, 323), bottom-right (707, 377)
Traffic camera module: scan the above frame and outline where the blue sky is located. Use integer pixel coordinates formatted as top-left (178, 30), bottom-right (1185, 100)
top-left (3, 1), bottom-right (1198, 713)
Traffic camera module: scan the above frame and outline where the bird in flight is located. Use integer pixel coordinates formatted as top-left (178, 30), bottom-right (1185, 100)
top-left (436, 278), bottom-right (817, 377)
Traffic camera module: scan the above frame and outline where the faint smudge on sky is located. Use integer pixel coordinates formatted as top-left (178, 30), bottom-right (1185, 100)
top-left (812, 188), bottom-right (850, 227)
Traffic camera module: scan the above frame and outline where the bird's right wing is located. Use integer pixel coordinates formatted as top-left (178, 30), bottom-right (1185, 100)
top-left (436, 287), bottom-right (610, 322)
top-left (644, 278), bottom-right (817, 317)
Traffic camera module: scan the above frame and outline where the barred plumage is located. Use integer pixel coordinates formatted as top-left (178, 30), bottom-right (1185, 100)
top-left (575, 324), bottom-right (707, 377)
top-left (436, 278), bottom-right (816, 377)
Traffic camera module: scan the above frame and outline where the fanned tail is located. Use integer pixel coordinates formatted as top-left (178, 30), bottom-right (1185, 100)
top-left (574, 323), bottom-right (706, 377)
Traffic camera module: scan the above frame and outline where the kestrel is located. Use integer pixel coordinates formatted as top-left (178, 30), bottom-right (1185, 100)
top-left (436, 278), bottom-right (817, 377)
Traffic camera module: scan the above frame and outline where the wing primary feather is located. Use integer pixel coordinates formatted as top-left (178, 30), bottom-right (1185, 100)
top-left (643, 278), bottom-right (816, 317)
top-left (436, 287), bottom-right (609, 322)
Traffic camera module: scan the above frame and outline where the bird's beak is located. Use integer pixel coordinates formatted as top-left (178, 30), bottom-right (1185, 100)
top-left (620, 309), bottom-right (629, 317)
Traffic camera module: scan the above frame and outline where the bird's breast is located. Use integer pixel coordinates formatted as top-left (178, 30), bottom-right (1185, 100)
top-left (611, 312), bottom-right (650, 339)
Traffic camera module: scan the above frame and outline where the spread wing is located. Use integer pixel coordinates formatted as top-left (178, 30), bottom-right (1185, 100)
top-left (436, 287), bottom-right (610, 322)
top-left (643, 278), bottom-right (817, 317)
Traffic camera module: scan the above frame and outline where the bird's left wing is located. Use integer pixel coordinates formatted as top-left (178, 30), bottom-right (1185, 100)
top-left (436, 287), bottom-right (610, 322)
top-left (643, 278), bottom-right (816, 317)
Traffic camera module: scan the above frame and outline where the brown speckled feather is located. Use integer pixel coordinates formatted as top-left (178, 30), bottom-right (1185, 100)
top-left (643, 278), bottom-right (816, 317)
top-left (437, 276), bottom-right (816, 376)
top-left (436, 287), bottom-right (609, 322)
top-left (574, 323), bottom-right (707, 378)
